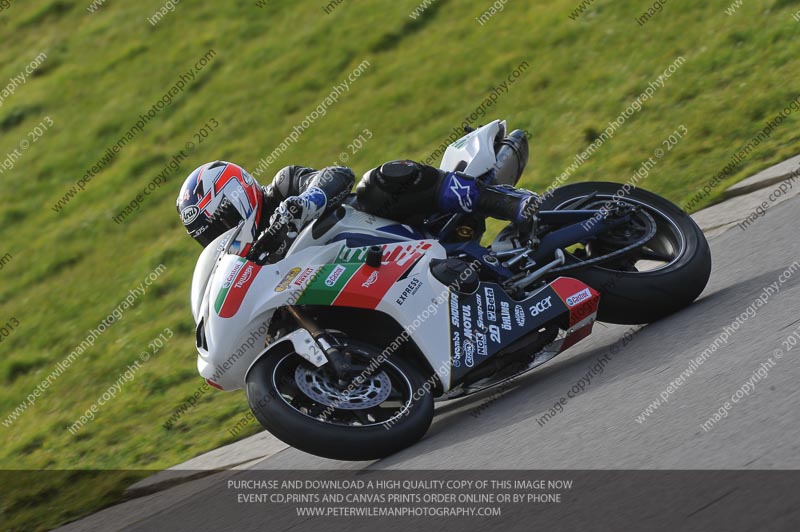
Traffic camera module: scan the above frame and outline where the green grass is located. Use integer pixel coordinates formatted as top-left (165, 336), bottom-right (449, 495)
top-left (1, 0), bottom-right (799, 529)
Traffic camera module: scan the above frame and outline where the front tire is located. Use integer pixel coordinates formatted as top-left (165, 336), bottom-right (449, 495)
top-left (246, 339), bottom-right (434, 461)
top-left (541, 182), bottom-right (712, 324)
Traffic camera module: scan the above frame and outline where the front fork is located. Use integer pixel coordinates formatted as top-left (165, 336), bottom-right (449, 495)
top-left (285, 306), bottom-right (356, 383)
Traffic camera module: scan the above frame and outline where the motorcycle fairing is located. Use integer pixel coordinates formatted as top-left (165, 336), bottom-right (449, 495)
top-left (447, 277), bottom-right (600, 387)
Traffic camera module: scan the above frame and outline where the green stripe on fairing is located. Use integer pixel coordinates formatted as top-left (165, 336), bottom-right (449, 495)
top-left (296, 263), bottom-right (360, 305)
top-left (214, 257), bottom-right (245, 313)
top-left (334, 244), bottom-right (369, 264)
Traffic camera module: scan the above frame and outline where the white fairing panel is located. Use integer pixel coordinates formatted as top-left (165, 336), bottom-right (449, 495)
top-left (440, 120), bottom-right (506, 177)
top-left (190, 230), bottom-right (235, 322)
top-left (375, 250), bottom-right (454, 390)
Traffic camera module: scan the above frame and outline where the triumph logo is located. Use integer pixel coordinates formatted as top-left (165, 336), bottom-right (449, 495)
top-left (234, 265), bottom-right (254, 289)
top-left (566, 288), bottom-right (592, 307)
top-left (362, 271), bottom-right (379, 288)
top-left (529, 296), bottom-right (553, 317)
top-left (325, 265), bottom-right (346, 287)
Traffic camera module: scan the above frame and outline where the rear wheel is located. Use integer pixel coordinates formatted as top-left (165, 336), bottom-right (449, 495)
top-left (246, 338), bottom-right (434, 461)
top-left (540, 182), bottom-right (711, 324)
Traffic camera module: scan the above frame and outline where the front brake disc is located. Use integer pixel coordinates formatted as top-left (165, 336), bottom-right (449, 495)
top-left (294, 365), bottom-right (392, 410)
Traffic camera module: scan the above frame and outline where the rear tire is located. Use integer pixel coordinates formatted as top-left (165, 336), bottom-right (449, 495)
top-left (246, 340), bottom-right (434, 461)
top-left (540, 182), bottom-right (711, 324)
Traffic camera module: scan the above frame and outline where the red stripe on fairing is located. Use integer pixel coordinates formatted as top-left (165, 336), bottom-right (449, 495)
top-left (332, 259), bottom-right (418, 309)
top-left (558, 322), bottom-right (593, 352)
top-left (329, 242), bottom-right (433, 309)
top-left (219, 261), bottom-right (262, 318)
top-left (549, 277), bottom-right (600, 327)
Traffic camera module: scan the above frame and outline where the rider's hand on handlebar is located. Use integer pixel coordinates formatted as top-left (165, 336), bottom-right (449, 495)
top-left (514, 193), bottom-right (540, 242)
top-left (245, 196), bottom-right (307, 264)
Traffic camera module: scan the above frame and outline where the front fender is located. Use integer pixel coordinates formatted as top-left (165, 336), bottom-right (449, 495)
top-left (244, 329), bottom-right (327, 385)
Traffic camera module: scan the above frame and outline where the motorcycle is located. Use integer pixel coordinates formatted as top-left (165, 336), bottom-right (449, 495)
top-left (189, 119), bottom-right (711, 460)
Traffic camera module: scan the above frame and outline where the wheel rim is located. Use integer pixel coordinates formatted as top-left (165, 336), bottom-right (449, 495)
top-left (553, 195), bottom-right (686, 274)
top-left (271, 347), bottom-right (415, 428)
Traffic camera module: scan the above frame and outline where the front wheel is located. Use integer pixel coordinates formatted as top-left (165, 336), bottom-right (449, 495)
top-left (246, 339), bottom-right (434, 461)
top-left (540, 182), bottom-right (712, 324)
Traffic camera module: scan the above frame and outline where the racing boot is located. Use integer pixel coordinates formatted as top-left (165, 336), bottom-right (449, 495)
top-left (437, 171), bottom-right (540, 236)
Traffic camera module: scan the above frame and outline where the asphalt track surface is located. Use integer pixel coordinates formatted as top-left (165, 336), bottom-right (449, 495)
top-left (57, 194), bottom-right (800, 531)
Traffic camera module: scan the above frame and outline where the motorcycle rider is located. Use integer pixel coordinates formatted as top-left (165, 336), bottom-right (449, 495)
top-left (176, 158), bottom-right (539, 262)
top-left (177, 161), bottom-right (355, 259)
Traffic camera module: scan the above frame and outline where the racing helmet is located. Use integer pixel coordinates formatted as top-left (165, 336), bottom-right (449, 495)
top-left (177, 161), bottom-right (264, 247)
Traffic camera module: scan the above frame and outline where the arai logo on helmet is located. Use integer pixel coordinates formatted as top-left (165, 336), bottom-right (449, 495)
top-left (529, 296), bottom-right (553, 317)
top-left (181, 205), bottom-right (200, 225)
top-left (325, 265), bottom-right (347, 287)
top-left (566, 288), bottom-right (592, 307)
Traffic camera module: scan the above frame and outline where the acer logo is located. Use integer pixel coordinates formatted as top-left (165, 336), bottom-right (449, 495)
top-left (529, 296), bottom-right (553, 317)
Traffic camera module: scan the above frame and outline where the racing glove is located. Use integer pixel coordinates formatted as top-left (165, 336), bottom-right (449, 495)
top-left (246, 187), bottom-right (327, 263)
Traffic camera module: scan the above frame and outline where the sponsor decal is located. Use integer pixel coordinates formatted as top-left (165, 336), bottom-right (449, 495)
top-left (275, 267), bottom-right (301, 292)
top-left (362, 271), bottom-right (379, 288)
top-left (452, 331), bottom-right (462, 367)
top-left (475, 331), bottom-right (488, 358)
top-left (476, 294), bottom-right (485, 331)
top-left (181, 205), bottom-right (200, 225)
top-left (529, 296), bottom-right (553, 317)
top-left (396, 278), bottom-right (422, 305)
top-left (219, 262), bottom-right (262, 318)
top-left (484, 287), bottom-right (497, 322)
top-left (463, 339), bottom-right (475, 367)
top-left (514, 305), bottom-right (526, 327)
top-left (293, 267), bottom-right (316, 287)
top-left (550, 277), bottom-right (600, 327)
top-left (222, 260), bottom-right (244, 289)
top-left (450, 297), bottom-right (460, 327)
top-left (566, 288), bottom-right (592, 307)
top-left (234, 264), bottom-right (254, 289)
top-left (325, 265), bottom-right (347, 287)
top-left (500, 301), bottom-right (512, 331)
top-left (488, 324), bottom-right (501, 343)
top-left (462, 305), bottom-right (473, 344)
top-left (214, 258), bottom-right (246, 314)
